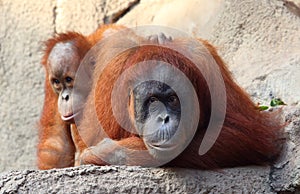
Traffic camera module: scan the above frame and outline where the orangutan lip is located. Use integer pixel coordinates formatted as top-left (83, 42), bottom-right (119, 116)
top-left (147, 140), bottom-right (176, 150)
top-left (61, 112), bottom-right (79, 121)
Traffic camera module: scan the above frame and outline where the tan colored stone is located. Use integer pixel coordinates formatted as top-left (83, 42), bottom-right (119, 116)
top-left (284, 0), bottom-right (300, 17)
top-left (56, 0), bottom-right (139, 35)
top-left (56, 0), bottom-right (105, 34)
top-left (0, 0), bottom-right (56, 172)
top-left (118, 0), bottom-right (224, 39)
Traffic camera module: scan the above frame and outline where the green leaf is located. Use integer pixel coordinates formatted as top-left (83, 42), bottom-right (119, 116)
top-left (259, 106), bottom-right (269, 111)
top-left (270, 98), bottom-right (286, 107)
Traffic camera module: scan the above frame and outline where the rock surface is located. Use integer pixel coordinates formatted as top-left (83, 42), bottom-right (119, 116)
top-left (284, 0), bottom-right (300, 17)
top-left (271, 107), bottom-right (300, 192)
top-left (0, 0), bottom-right (300, 192)
top-left (0, 165), bottom-right (278, 193)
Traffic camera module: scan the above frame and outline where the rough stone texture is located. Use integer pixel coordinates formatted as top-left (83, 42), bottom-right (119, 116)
top-left (210, 0), bottom-right (300, 106)
top-left (0, 165), bottom-right (274, 193)
top-left (271, 107), bottom-right (300, 192)
top-left (55, 0), bottom-right (106, 34)
top-left (0, 0), bottom-right (55, 172)
top-left (284, 0), bottom-right (300, 16)
top-left (55, 0), bottom-right (139, 34)
top-left (0, 0), bottom-right (300, 193)
top-left (118, 0), bottom-right (225, 40)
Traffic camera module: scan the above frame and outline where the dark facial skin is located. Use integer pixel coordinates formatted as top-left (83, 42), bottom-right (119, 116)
top-left (47, 41), bottom-right (83, 123)
top-left (132, 80), bottom-right (181, 146)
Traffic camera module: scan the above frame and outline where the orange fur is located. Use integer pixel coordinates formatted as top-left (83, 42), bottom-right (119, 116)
top-left (87, 24), bottom-right (126, 45)
top-left (37, 24), bottom-right (125, 170)
top-left (78, 34), bottom-right (284, 169)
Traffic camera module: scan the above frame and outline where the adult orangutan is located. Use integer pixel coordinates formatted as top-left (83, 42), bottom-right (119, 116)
top-left (76, 29), bottom-right (284, 169)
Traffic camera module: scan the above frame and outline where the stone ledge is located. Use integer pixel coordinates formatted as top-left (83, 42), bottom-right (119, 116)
top-left (0, 165), bottom-right (276, 193)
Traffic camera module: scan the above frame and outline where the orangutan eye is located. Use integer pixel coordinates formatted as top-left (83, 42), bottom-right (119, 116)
top-left (65, 76), bottom-right (73, 83)
top-left (168, 95), bottom-right (179, 107)
top-left (149, 96), bottom-right (158, 103)
top-left (168, 95), bottom-right (177, 103)
top-left (52, 78), bottom-right (60, 85)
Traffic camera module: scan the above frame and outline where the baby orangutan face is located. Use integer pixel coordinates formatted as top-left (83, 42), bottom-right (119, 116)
top-left (47, 42), bottom-right (83, 122)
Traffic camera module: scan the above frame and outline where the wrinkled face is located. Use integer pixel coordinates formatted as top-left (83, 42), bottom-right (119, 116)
top-left (131, 80), bottom-right (181, 146)
top-left (47, 42), bottom-right (83, 122)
